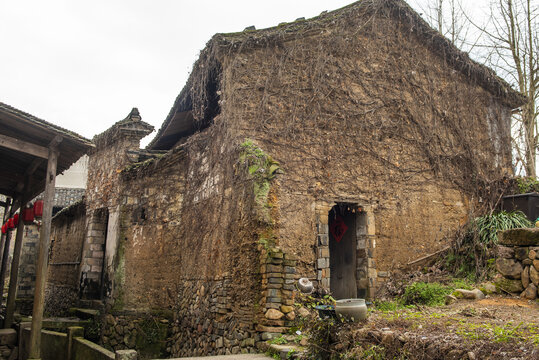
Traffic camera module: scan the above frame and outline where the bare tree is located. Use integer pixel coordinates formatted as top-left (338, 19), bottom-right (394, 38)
top-left (412, 0), bottom-right (476, 51)
top-left (414, 0), bottom-right (538, 177)
top-left (482, 0), bottom-right (538, 177)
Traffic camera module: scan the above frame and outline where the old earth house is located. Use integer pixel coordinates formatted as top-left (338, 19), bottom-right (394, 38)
top-left (46, 0), bottom-right (525, 357)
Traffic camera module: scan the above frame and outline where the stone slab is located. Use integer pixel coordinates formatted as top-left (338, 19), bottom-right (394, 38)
top-left (0, 329), bottom-right (16, 346)
top-left (498, 229), bottom-right (539, 246)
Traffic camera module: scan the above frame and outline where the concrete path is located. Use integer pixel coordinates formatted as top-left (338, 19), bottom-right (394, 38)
top-left (166, 355), bottom-right (273, 360)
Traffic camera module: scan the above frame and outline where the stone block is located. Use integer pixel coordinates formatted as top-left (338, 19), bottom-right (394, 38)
top-left (522, 266), bottom-right (530, 288)
top-left (115, 350), bottom-right (138, 360)
top-left (494, 277), bottom-right (524, 293)
top-left (497, 246), bottom-right (515, 259)
top-left (318, 247), bottom-right (329, 258)
top-left (266, 264), bottom-right (282, 273)
top-left (520, 283), bottom-right (537, 300)
top-left (283, 259), bottom-right (296, 267)
top-left (357, 238), bottom-right (366, 250)
top-left (496, 258), bottom-right (523, 279)
top-left (317, 258), bottom-right (327, 269)
top-left (320, 278), bottom-right (330, 288)
top-left (284, 266), bottom-right (295, 274)
top-left (499, 228), bottom-right (539, 246)
top-left (0, 329), bottom-right (16, 345)
top-left (318, 224), bottom-right (329, 235)
top-left (318, 234), bottom-right (328, 245)
top-left (92, 251), bottom-right (104, 258)
top-left (515, 247), bottom-right (529, 261)
top-left (530, 265), bottom-right (539, 286)
top-left (283, 284), bottom-right (295, 291)
top-left (87, 257), bottom-right (103, 266)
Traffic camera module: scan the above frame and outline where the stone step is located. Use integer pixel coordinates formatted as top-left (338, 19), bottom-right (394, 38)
top-left (69, 307), bottom-right (100, 320)
top-left (267, 344), bottom-right (304, 360)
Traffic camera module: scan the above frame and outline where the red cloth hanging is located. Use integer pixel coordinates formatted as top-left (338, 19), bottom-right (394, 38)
top-left (330, 215), bottom-right (348, 243)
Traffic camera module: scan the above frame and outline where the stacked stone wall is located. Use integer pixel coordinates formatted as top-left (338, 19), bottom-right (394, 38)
top-left (496, 228), bottom-right (539, 299)
top-left (17, 225), bottom-right (39, 313)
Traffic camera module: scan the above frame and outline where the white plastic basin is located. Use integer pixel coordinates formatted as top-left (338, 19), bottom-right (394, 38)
top-left (335, 298), bottom-right (368, 321)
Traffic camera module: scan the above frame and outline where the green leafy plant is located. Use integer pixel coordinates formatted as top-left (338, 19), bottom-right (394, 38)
top-left (269, 335), bottom-right (288, 345)
top-left (360, 344), bottom-right (386, 360)
top-left (446, 210), bottom-right (531, 280)
top-left (471, 211), bottom-right (531, 246)
top-left (400, 282), bottom-right (451, 307)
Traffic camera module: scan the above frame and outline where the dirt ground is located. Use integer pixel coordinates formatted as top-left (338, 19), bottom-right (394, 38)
top-left (356, 295), bottom-right (539, 359)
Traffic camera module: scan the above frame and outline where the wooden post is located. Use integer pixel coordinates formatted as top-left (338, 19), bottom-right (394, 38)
top-left (0, 198), bottom-right (11, 266)
top-left (4, 178), bottom-right (31, 328)
top-left (0, 200), bottom-right (16, 305)
top-left (28, 145), bottom-right (58, 360)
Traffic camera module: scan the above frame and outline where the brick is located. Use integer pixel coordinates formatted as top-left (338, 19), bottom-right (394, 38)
top-left (87, 258), bottom-right (103, 266)
top-left (318, 247), bottom-right (330, 258)
top-left (284, 266), bottom-right (295, 274)
top-left (317, 258), bottom-right (327, 269)
top-left (92, 251), bottom-right (104, 258)
top-left (318, 234), bottom-right (329, 245)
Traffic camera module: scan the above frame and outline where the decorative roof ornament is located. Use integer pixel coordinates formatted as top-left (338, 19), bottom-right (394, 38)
top-left (126, 108), bottom-right (141, 122)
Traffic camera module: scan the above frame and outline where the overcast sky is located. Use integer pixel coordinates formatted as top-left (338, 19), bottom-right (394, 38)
top-left (0, 0), bottom-right (492, 146)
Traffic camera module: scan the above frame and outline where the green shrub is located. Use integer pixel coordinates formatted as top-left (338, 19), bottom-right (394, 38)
top-left (516, 177), bottom-right (539, 194)
top-left (400, 282), bottom-right (451, 306)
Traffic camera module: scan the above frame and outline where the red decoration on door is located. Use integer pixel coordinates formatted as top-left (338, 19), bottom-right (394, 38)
top-left (330, 215), bottom-right (348, 243)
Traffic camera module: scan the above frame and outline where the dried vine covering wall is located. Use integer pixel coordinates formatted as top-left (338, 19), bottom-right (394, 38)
top-left (205, 1), bottom-right (516, 274)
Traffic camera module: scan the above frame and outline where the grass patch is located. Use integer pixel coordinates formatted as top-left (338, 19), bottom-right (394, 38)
top-left (401, 282), bottom-right (452, 307)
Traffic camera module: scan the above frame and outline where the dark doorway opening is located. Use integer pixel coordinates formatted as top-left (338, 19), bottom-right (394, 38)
top-left (329, 204), bottom-right (357, 299)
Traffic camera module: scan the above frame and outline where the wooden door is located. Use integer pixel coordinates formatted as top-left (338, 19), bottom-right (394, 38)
top-left (329, 210), bottom-right (357, 299)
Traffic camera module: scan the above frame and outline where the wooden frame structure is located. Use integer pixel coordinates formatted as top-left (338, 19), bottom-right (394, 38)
top-left (0, 101), bottom-right (93, 359)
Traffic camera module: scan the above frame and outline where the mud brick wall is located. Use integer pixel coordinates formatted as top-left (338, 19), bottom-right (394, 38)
top-left (496, 229), bottom-right (539, 299)
top-left (45, 201), bottom-right (87, 315)
top-left (109, 129), bottom-right (265, 357)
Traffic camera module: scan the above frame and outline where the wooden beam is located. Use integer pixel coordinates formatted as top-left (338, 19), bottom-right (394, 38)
top-left (0, 133), bottom-right (49, 159)
top-left (15, 158), bottom-right (44, 193)
top-left (29, 146), bottom-right (58, 359)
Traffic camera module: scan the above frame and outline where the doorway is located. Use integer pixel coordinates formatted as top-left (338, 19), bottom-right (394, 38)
top-left (328, 204), bottom-right (357, 299)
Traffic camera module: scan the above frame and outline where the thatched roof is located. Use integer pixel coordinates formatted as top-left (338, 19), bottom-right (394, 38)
top-left (148, 0), bottom-right (526, 150)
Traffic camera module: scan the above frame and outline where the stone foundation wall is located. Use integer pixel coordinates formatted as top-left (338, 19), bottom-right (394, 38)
top-left (167, 277), bottom-right (258, 357)
top-left (496, 228), bottom-right (539, 299)
top-left (102, 312), bottom-right (170, 359)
